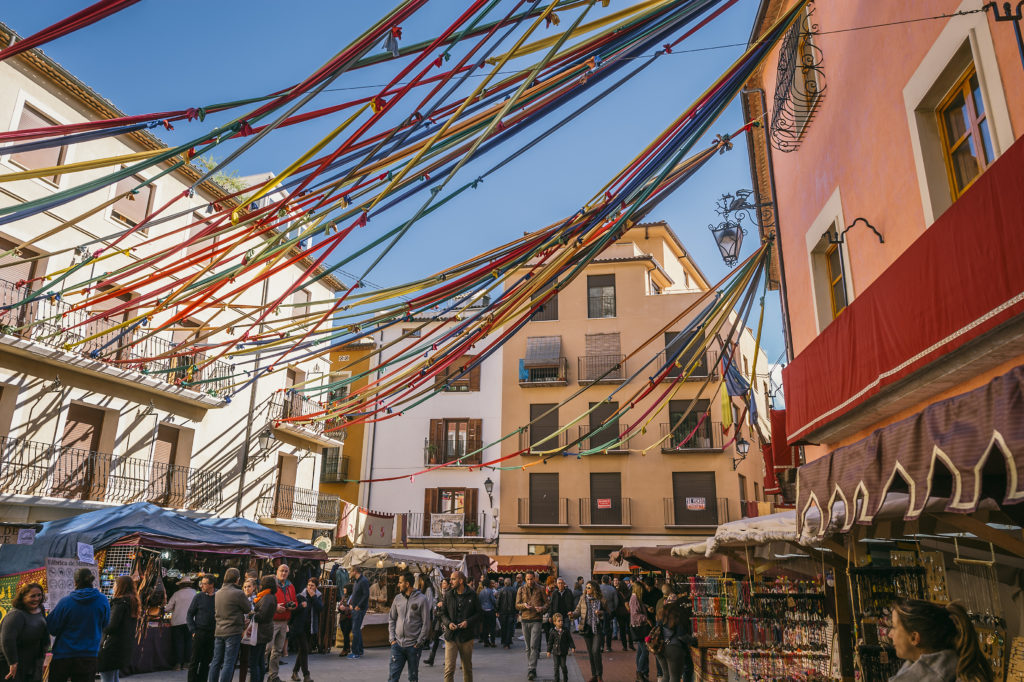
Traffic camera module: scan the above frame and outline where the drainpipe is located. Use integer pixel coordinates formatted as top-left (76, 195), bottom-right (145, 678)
top-left (741, 87), bottom-right (795, 363)
top-left (235, 276), bottom-right (271, 517)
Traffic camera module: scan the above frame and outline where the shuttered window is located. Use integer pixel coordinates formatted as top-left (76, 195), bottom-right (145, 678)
top-left (55, 403), bottom-right (106, 501)
top-left (292, 288), bottom-right (311, 319)
top-left (583, 333), bottom-right (622, 381)
top-left (672, 471), bottom-right (718, 526)
top-left (665, 330), bottom-right (708, 377)
top-left (187, 213), bottom-right (217, 262)
top-left (589, 472), bottom-right (622, 525)
top-left (434, 354), bottom-right (481, 392)
top-left (531, 279), bottom-right (558, 321)
top-left (150, 424), bottom-right (187, 508)
top-left (427, 418), bottom-right (482, 464)
top-left (10, 104), bottom-right (67, 184)
top-left (587, 401), bottom-right (620, 449)
top-left (0, 238), bottom-right (40, 330)
top-left (529, 403), bottom-right (558, 449)
top-left (111, 173), bottom-right (155, 234)
top-left (529, 473), bottom-right (558, 524)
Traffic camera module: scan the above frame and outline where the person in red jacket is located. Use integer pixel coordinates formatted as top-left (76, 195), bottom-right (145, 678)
top-left (268, 563), bottom-right (299, 682)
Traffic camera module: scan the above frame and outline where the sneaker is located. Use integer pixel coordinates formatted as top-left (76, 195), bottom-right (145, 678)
top-left (346, 653), bottom-right (362, 660)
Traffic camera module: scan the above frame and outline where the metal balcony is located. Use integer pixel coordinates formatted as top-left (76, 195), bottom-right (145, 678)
top-left (320, 451), bottom-right (350, 483)
top-left (406, 511), bottom-right (486, 539)
top-left (663, 496), bottom-right (730, 528)
top-left (575, 425), bottom-right (630, 453)
top-left (271, 392), bottom-right (345, 445)
top-left (659, 420), bottom-right (723, 452)
top-left (658, 350), bottom-right (718, 381)
top-left (424, 438), bottom-right (483, 466)
top-left (518, 428), bottom-right (568, 454)
top-left (257, 484), bottom-right (340, 525)
top-left (577, 354), bottom-right (627, 384)
top-left (518, 357), bottom-right (569, 387)
top-left (0, 435), bottom-right (222, 510)
top-left (517, 497), bottom-right (570, 527)
top-left (579, 497), bottom-right (632, 527)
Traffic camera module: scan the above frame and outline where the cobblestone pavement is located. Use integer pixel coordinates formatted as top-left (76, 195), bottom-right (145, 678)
top-left (128, 639), bottom-right (589, 682)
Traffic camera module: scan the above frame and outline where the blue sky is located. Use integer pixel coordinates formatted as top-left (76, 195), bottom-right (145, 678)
top-left (3, 0), bottom-right (787, 377)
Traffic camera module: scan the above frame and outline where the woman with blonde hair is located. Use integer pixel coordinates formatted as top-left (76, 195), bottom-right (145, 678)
top-left (98, 576), bottom-right (140, 682)
top-left (890, 599), bottom-right (993, 681)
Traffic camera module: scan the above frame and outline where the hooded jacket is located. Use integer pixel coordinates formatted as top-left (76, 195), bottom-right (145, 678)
top-left (890, 649), bottom-right (958, 682)
top-left (388, 589), bottom-right (431, 648)
top-left (47, 587), bottom-right (111, 660)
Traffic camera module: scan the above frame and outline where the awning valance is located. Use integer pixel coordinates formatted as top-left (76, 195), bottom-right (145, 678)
top-left (781, 135), bottom-right (1024, 444)
top-left (524, 336), bottom-right (562, 368)
top-left (490, 554), bottom-right (553, 573)
top-left (797, 364), bottom-right (1024, 537)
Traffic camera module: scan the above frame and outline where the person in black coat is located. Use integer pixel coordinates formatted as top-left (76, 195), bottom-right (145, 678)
top-left (249, 576), bottom-right (277, 682)
top-left (97, 577), bottom-right (140, 682)
top-left (545, 613), bottom-right (575, 682)
top-left (0, 583), bottom-right (48, 682)
top-left (287, 577), bottom-right (323, 682)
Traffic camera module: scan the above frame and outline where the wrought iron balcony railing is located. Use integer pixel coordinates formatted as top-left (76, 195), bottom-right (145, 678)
top-left (257, 484), bottom-right (340, 525)
top-left (658, 350), bottom-right (718, 380)
top-left (0, 278), bottom-right (234, 397)
top-left (578, 497), bottom-right (632, 527)
top-left (406, 511), bottom-right (486, 539)
top-left (518, 357), bottom-right (569, 386)
top-left (577, 354), bottom-right (626, 383)
top-left (659, 420), bottom-right (723, 452)
top-left (663, 496), bottom-right (730, 528)
top-left (271, 391), bottom-right (344, 438)
top-left (424, 437), bottom-right (483, 466)
top-left (575, 424), bottom-right (630, 453)
top-left (518, 428), bottom-right (568, 454)
top-left (517, 497), bottom-right (570, 526)
top-left (0, 435), bottom-right (222, 510)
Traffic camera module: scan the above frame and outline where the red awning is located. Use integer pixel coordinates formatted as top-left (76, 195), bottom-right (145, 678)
top-left (782, 135), bottom-right (1024, 444)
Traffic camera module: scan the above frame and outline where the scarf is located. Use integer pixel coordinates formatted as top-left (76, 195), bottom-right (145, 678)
top-left (584, 595), bottom-right (601, 634)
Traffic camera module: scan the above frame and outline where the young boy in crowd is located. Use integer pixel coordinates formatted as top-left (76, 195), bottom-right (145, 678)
top-left (546, 612), bottom-right (575, 682)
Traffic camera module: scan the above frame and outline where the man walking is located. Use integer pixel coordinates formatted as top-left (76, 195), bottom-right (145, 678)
top-left (477, 580), bottom-right (497, 647)
top-left (47, 568), bottom-right (110, 682)
top-left (439, 570), bottom-right (480, 682)
top-left (387, 571), bottom-right (431, 682)
top-left (516, 571), bottom-right (548, 681)
top-left (186, 575), bottom-right (216, 682)
top-left (268, 563), bottom-right (297, 682)
top-left (208, 568), bottom-right (251, 682)
top-left (547, 578), bottom-right (574, 634)
top-left (598, 576), bottom-right (618, 652)
top-left (613, 576), bottom-right (633, 651)
top-left (347, 566), bottom-right (370, 659)
top-left (497, 578), bottom-right (517, 649)
top-left (166, 578), bottom-right (197, 671)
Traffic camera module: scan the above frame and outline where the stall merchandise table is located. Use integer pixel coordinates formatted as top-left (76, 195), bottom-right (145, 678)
top-left (129, 622), bottom-right (174, 674)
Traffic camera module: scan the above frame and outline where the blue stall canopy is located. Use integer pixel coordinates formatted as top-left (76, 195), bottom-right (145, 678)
top-left (0, 502), bottom-right (327, 575)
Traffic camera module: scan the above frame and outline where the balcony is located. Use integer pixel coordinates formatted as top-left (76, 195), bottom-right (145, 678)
top-left (270, 392), bottom-right (345, 446)
top-left (320, 450), bottom-right (349, 483)
top-left (659, 420), bottom-right (723, 452)
top-left (575, 425), bottom-right (629, 453)
top-left (0, 279), bottom-right (233, 406)
top-left (517, 497), bottom-right (570, 527)
top-left (257, 484), bottom-right (340, 527)
top-left (579, 497), bottom-right (632, 527)
top-left (424, 437), bottom-right (482, 466)
top-left (406, 511), bottom-right (486, 539)
top-left (663, 496), bottom-right (730, 528)
top-left (658, 350), bottom-right (718, 380)
top-left (577, 354), bottom-right (627, 384)
top-left (0, 435), bottom-right (222, 511)
top-left (518, 428), bottom-right (568, 454)
top-left (518, 357), bottom-right (569, 387)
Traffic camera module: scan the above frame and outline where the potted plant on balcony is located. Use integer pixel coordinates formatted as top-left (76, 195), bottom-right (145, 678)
top-left (464, 519), bottom-right (479, 536)
top-left (426, 443), bottom-right (439, 464)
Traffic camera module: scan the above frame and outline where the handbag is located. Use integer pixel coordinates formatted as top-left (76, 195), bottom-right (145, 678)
top-left (242, 617), bottom-right (259, 647)
top-left (646, 624), bottom-right (665, 656)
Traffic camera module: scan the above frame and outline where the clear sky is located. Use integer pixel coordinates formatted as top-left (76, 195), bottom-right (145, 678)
top-left (2, 0), bottom-right (788, 379)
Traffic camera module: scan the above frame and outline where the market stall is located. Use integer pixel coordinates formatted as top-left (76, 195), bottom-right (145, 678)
top-left (334, 548), bottom-right (460, 647)
top-left (487, 554), bottom-right (553, 582)
top-left (0, 502), bottom-right (327, 674)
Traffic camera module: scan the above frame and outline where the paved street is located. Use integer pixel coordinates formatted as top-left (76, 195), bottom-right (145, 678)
top-left (129, 641), bottom-right (588, 682)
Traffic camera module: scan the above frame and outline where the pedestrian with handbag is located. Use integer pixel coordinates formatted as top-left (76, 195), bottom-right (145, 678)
top-left (0, 583), bottom-right (47, 682)
top-left (97, 577), bottom-right (140, 682)
top-left (630, 582), bottom-right (652, 682)
top-left (249, 577), bottom-right (277, 682)
top-left (572, 580), bottom-right (606, 682)
top-left (653, 600), bottom-right (694, 682)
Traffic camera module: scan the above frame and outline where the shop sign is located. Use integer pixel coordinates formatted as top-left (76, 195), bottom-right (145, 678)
top-left (45, 558), bottom-right (99, 611)
top-left (686, 497), bottom-right (706, 511)
top-left (596, 498), bottom-right (612, 509)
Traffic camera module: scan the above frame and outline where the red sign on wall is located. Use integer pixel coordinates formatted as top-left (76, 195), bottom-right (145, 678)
top-left (596, 498), bottom-right (612, 510)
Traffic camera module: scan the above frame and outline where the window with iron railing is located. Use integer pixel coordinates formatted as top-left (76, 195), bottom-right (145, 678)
top-left (587, 274), bottom-right (616, 318)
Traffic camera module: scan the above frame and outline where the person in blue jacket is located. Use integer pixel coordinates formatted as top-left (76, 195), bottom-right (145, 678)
top-left (47, 568), bottom-right (110, 682)
top-left (347, 567), bottom-right (370, 659)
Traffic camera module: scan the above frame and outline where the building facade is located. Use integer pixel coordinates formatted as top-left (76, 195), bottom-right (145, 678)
top-left (359, 318), bottom-right (503, 555)
top-left (497, 222), bottom-right (771, 581)
top-left (320, 339), bottom-right (375, 513)
top-left (0, 23), bottom-right (344, 541)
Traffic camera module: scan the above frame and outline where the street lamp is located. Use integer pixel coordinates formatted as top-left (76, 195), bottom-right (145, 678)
top-left (732, 437), bottom-right (751, 470)
top-left (258, 427), bottom-right (275, 452)
top-left (709, 220), bottom-right (746, 266)
top-left (709, 190), bottom-right (775, 267)
top-left (484, 477), bottom-right (494, 507)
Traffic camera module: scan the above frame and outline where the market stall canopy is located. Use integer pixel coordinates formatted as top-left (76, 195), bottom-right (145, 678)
top-left (797, 364), bottom-right (1024, 538)
top-left (593, 560), bottom-right (630, 575)
top-left (490, 554), bottom-right (553, 573)
top-left (0, 502), bottom-right (326, 575)
top-left (610, 545), bottom-right (749, 574)
top-left (338, 548), bottom-right (461, 570)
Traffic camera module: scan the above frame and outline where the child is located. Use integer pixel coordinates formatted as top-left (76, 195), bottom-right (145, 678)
top-left (546, 612), bottom-right (576, 682)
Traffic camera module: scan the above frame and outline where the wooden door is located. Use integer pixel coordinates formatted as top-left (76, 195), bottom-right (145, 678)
top-left (149, 425), bottom-right (185, 507)
top-left (672, 472), bottom-right (717, 525)
top-left (529, 473), bottom-right (558, 524)
top-left (55, 403), bottom-right (105, 500)
top-left (273, 454), bottom-right (298, 518)
top-left (589, 472), bottom-right (621, 525)
top-left (587, 402), bottom-right (620, 450)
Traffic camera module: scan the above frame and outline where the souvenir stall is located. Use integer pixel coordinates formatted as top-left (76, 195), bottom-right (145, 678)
top-left (335, 547), bottom-right (461, 647)
top-left (0, 502), bottom-right (327, 674)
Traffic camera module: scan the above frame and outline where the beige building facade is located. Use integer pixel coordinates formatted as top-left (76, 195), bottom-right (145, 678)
top-left (0, 24), bottom-right (345, 542)
top-left (497, 223), bottom-right (771, 581)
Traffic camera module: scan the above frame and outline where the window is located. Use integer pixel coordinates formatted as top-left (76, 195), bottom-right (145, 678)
top-left (664, 330), bottom-right (708, 378)
top-left (587, 472), bottom-right (622, 525)
top-left (292, 288), bottom-right (311, 320)
top-left (422, 487), bottom-right (479, 536)
top-left (528, 473), bottom-right (559, 524)
top-left (440, 488), bottom-right (465, 514)
top-left (824, 242), bottom-right (847, 317)
top-left (581, 332), bottom-right (622, 381)
top-left (810, 222), bottom-right (849, 328)
top-left (753, 481), bottom-right (760, 502)
top-left (327, 373), bottom-right (349, 403)
top-left (738, 474), bottom-right (748, 502)
top-left (587, 274), bottom-right (615, 318)
top-left (521, 336), bottom-right (565, 384)
top-left (404, 327), bottom-right (422, 338)
top-left (9, 104), bottom-right (67, 185)
top-left (435, 355), bottom-right (481, 392)
top-left (668, 399), bottom-right (713, 449)
top-left (529, 404), bottom-right (559, 449)
top-left (111, 173), bottom-right (155, 233)
top-left (531, 278), bottom-right (558, 321)
top-left (585, 401), bottom-right (620, 450)
top-left (937, 64), bottom-right (993, 200)
top-left (671, 471), bottom-right (718, 526)
top-left (528, 544), bottom-right (558, 571)
top-left (427, 418), bottom-right (482, 464)
top-left (320, 447), bottom-right (348, 482)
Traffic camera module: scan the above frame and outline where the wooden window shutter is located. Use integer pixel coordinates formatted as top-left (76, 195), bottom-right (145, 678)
top-left (62, 403), bottom-right (103, 452)
top-left (466, 419), bottom-right (483, 463)
top-left (428, 419), bottom-right (444, 462)
top-left (465, 487), bottom-right (479, 522)
top-left (423, 488), bottom-right (439, 535)
top-left (467, 356), bottom-right (481, 392)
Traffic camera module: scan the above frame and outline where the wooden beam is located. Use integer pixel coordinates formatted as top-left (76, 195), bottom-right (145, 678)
top-left (930, 513), bottom-right (1024, 558)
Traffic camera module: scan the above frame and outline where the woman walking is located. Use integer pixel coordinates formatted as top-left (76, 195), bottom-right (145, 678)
top-left (0, 583), bottom-right (47, 682)
top-left (572, 580), bottom-right (606, 682)
top-left (653, 600), bottom-right (694, 682)
top-left (336, 584), bottom-right (353, 657)
top-left (890, 599), bottom-right (993, 681)
top-left (629, 581), bottom-right (652, 682)
top-left (423, 577), bottom-right (448, 667)
top-left (97, 576), bottom-right (140, 682)
top-left (249, 576), bottom-right (277, 682)
top-left (288, 577), bottom-right (322, 682)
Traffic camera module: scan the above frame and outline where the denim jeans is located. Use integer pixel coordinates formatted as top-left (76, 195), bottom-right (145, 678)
top-left (388, 643), bottom-right (422, 681)
top-left (248, 642), bottom-right (268, 682)
top-left (208, 634), bottom-right (242, 682)
top-left (632, 624), bottom-right (651, 677)
top-left (351, 608), bottom-right (366, 655)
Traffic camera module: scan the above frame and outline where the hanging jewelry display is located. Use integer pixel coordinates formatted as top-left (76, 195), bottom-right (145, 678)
top-left (953, 539), bottom-right (1007, 680)
top-left (918, 551), bottom-right (950, 603)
